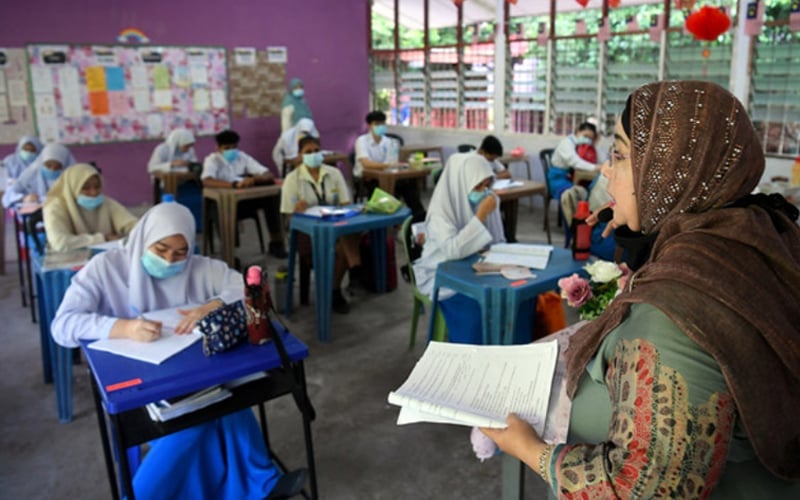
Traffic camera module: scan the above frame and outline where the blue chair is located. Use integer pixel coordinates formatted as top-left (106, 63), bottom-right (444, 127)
top-left (538, 148), bottom-right (561, 245)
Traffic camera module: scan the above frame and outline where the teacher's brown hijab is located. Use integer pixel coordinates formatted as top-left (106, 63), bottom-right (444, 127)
top-left (565, 81), bottom-right (800, 480)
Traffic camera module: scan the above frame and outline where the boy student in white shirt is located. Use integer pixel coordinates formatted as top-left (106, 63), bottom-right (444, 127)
top-left (353, 110), bottom-right (426, 222)
top-left (280, 136), bottom-right (361, 314)
top-left (201, 129), bottom-right (287, 258)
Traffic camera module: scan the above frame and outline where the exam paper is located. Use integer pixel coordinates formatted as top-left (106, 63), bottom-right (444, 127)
top-left (482, 243), bottom-right (553, 270)
top-left (88, 330), bottom-right (201, 365)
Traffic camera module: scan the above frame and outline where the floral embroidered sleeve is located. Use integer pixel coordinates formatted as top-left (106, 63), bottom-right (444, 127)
top-left (549, 335), bottom-right (736, 499)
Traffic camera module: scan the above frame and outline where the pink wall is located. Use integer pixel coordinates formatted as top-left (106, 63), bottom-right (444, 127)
top-left (0, 0), bottom-right (370, 205)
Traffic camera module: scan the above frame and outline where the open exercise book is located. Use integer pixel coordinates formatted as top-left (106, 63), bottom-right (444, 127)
top-left (389, 338), bottom-right (570, 443)
top-left (474, 243), bottom-right (553, 272)
top-left (87, 304), bottom-right (203, 365)
top-left (300, 205), bottom-right (361, 219)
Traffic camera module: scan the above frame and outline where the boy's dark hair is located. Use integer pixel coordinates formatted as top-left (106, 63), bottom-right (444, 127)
top-left (577, 122), bottom-right (597, 136)
top-left (365, 111), bottom-right (387, 125)
top-left (215, 129), bottom-right (240, 146)
top-left (298, 136), bottom-right (321, 151)
top-left (479, 135), bottom-right (503, 157)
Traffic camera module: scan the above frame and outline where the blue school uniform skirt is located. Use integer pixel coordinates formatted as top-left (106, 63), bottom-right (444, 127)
top-left (439, 293), bottom-right (533, 345)
top-left (133, 410), bottom-right (280, 500)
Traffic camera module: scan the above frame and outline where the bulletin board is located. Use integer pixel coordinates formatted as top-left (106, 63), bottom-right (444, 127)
top-left (227, 47), bottom-right (286, 119)
top-left (26, 44), bottom-right (231, 144)
top-left (0, 48), bottom-right (36, 144)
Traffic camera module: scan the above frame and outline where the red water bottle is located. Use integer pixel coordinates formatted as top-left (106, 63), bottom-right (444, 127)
top-left (572, 201), bottom-right (591, 261)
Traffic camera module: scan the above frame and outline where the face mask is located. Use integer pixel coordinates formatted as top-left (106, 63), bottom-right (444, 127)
top-left (575, 136), bottom-right (593, 145)
top-left (19, 150), bottom-right (36, 164)
top-left (221, 149), bottom-right (239, 163)
top-left (77, 194), bottom-right (104, 210)
top-left (141, 250), bottom-right (187, 280)
top-left (468, 188), bottom-right (490, 206)
top-left (292, 88), bottom-right (304, 98)
top-left (303, 152), bottom-right (324, 169)
top-left (41, 166), bottom-right (62, 181)
top-left (373, 124), bottom-right (387, 137)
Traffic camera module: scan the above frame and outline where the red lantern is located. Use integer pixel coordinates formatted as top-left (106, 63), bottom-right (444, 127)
top-left (685, 6), bottom-right (731, 41)
top-left (675, 0), bottom-right (697, 9)
top-left (452, 0), bottom-right (464, 6)
top-left (575, 0), bottom-right (589, 7)
top-left (609, 0), bottom-right (622, 7)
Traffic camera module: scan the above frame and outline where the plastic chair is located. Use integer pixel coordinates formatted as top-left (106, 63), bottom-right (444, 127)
top-left (385, 132), bottom-right (405, 147)
top-left (203, 200), bottom-right (266, 255)
top-left (538, 148), bottom-right (560, 245)
top-left (400, 216), bottom-right (446, 348)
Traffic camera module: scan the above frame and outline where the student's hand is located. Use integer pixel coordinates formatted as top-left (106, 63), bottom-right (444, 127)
top-left (115, 318), bottom-right (163, 343)
top-left (105, 233), bottom-right (121, 241)
top-left (175, 301), bottom-right (221, 334)
top-left (480, 414), bottom-right (546, 468)
top-left (475, 193), bottom-right (498, 223)
top-left (496, 170), bottom-right (512, 180)
top-left (294, 199), bottom-right (309, 213)
top-left (239, 177), bottom-right (256, 188)
top-left (171, 159), bottom-right (189, 167)
top-left (23, 193), bottom-right (40, 203)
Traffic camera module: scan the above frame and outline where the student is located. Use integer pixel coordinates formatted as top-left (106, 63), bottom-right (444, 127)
top-left (280, 136), bottom-right (358, 314)
top-left (354, 110), bottom-right (426, 222)
top-left (548, 122), bottom-right (600, 201)
top-left (482, 136), bottom-right (511, 180)
top-left (50, 203), bottom-right (286, 499)
top-left (272, 118), bottom-right (319, 178)
top-left (2, 143), bottom-right (75, 208)
top-left (281, 78), bottom-right (313, 133)
top-left (482, 81), bottom-right (800, 498)
top-left (2, 135), bottom-right (42, 181)
top-left (201, 129), bottom-right (287, 258)
top-left (413, 154), bottom-right (532, 344)
top-left (148, 128), bottom-right (197, 174)
top-left (43, 163), bottom-right (138, 252)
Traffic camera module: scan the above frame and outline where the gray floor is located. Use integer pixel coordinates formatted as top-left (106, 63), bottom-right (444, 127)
top-left (0, 194), bottom-right (569, 499)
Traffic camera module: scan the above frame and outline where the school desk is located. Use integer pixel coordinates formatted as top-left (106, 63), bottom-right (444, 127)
top-left (285, 206), bottom-right (411, 342)
top-left (201, 184), bottom-right (282, 268)
top-left (82, 324), bottom-right (317, 500)
top-left (429, 248), bottom-right (583, 345)
top-left (151, 170), bottom-right (198, 204)
top-left (361, 164), bottom-right (435, 196)
top-left (495, 180), bottom-right (547, 242)
top-left (13, 204), bottom-right (43, 322)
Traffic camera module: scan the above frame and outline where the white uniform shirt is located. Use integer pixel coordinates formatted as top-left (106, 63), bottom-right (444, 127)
top-left (551, 135), bottom-right (596, 172)
top-left (280, 164), bottom-right (351, 214)
top-left (201, 151), bottom-right (269, 182)
top-left (353, 133), bottom-right (398, 177)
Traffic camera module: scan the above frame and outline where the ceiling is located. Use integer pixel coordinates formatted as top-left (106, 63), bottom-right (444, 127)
top-left (372, 0), bottom-right (665, 30)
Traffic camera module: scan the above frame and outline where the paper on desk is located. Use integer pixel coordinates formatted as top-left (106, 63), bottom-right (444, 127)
top-left (89, 239), bottom-right (123, 252)
top-left (482, 243), bottom-right (552, 270)
top-left (492, 179), bottom-right (524, 190)
top-left (88, 329), bottom-right (202, 365)
top-left (301, 206), bottom-right (359, 218)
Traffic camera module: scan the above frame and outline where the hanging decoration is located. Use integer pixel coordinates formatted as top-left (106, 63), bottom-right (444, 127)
top-left (575, 0), bottom-right (590, 7)
top-left (609, 0), bottom-right (622, 7)
top-left (675, 0), bottom-right (696, 8)
top-left (684, 6), bottom-right (731, 41)
top-left (452, 0), bottom-right (464, 6)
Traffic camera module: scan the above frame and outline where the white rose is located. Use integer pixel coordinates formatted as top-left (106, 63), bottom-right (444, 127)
top-left (584, 260), bottom-right (622, 283)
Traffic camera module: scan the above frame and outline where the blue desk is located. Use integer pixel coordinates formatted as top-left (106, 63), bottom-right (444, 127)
top-left (82, 325), bottom-right (317, 500)
top-left (285, 207), bottom-right (410, 342)
top-left (429, 248), bottom-right (584, 345)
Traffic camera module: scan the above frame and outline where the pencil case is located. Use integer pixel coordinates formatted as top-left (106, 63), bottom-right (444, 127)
top-left (197, 300), bottom-right (248, 356)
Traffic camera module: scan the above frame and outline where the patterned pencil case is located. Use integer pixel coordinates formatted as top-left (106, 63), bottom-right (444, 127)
top-left (197, 300), bottom-right (248, 356)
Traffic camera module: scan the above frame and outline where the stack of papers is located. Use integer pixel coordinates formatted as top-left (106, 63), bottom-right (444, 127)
top-left (492, 179), bottom-right (524, 190)
top-left (42, 248), bottom-right (92, 271)
top-left (89, 239), bottom-right (123, 252)
top-left (480, 243), bottom-right (552, 270)
top-left (301, 205), bottom-right (360, 219)
top-left (146, 385), bottom-right (232, 421)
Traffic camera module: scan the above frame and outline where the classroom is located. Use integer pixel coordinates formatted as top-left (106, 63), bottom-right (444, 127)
top-left (1, 0), bottom-right (799, 499)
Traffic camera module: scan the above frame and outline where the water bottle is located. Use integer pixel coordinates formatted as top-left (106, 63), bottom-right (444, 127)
top-left (571, 201), bottom-right (591, 261)
top-left (390, 140), bottom-right (400, 164)
top-left (161, 193), bottom-right (175, 202)
top-left (272, 265), bottom-right (289, 313)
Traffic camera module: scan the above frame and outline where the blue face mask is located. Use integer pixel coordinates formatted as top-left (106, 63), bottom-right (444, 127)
top-left (221, 149), bottom-right (239, 163)
top-left (575, 135), bottom-right (593, 146)
top-left (468, 188), bottom-right (490, 206)
top-left (303, 152), bottom-right (324, 169)
top-left (19, 150), bottom-right (36, 164)
top-left (41, 166), bottom-right (62, 181)
top-left (292, 88), bottom-right (304, 98)
top-left (77, 194), bottom-right (104, 210)
top-left (141, 250), bottom-right (187, 280)
top-left (373, 124), bottom-right (387, 137)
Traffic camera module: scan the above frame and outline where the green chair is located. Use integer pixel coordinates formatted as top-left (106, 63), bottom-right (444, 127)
top-left (400, 215), bottom-right (446, 348)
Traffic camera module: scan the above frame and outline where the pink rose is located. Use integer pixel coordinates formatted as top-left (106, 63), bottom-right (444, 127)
top-left (558, 273), bottom-right (593, 308)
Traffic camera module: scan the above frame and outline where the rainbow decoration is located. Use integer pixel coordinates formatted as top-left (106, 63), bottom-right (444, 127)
top-left (117, 28), bottom-right (150, 44)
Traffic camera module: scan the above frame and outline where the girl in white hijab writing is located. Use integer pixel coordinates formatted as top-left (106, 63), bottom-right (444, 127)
top-left (43, 163), bottom-right (138, 252)
top-left (413, 154), bottom-right (533, 344)
top-left (148, 128), bottom-right (197, 173)
top-left (2, 135), bottom-right (42, 181)
top-left (2, 143), bottom-right (75, 208)
top-left (51, 203), bottom-right (282, 499)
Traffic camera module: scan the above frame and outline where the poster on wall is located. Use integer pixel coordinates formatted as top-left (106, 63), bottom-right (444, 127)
top-left (26, 43), bottom-right (230, 145)
top-left (0, 48), bottom-right (36, 145)
top-left (227, 48), bottom-right (286, 119)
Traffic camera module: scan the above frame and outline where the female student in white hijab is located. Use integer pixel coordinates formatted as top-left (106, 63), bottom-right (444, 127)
top-left (43, 163), bottom-right (138, 252)
top-left (413, 154), bottom-right (534, 344)
top-left (272, 118), bottom-right (319, 178)
top-left (2, 135), bottom-right (42, 181)
top-left (147, 128), bottom-right (197, 173)
top-left (51, 202), bottom-right (284, 499)
top-left (2, 143), bottom-right (75, 208)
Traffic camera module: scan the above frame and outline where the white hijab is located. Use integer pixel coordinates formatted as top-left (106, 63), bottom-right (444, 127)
top-left (15, 143), bottom-right (76, 197)
top-left (164, 128), bottom-right (196, 161)
top-left (281, 118), bottom-right (319, 159)
top-left (3, 135), bottom-right (43, 179)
